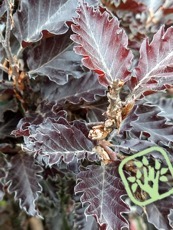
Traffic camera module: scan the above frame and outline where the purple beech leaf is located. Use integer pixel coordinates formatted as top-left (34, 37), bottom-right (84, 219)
top-left (74, 193), bottom-right (98, 230)
top-left (40, 71), bottom-right (107, 104)
top-left (26, 32), bottom-right (84, 85)
top-left (13, 0), bottom-right (99, 44)
top-left (146, 183), bottom-right (173, 230)
top-left (71, 1), bottom-right (133, 83)
top-left (114, 137), bottom-right (173, 163)
top-left (146, 94), bottom-right (173, 122)
top-left (6, 151), bottom-right (42, 216)
top-left (115, 139), bottom-right (156, 154)
top-left (129, 26), bottom-right (173, 100)
top-left (12, 108), bottom-right (67, 138)
top-left (12, 0), bottom-right (79, 43)
top-left (23, 117), bottom-right (96, 166)
top-left (75, 162), bottom-right (129, 230)
top-left (146, 201), bottom-right (172, 230)
top-left (120, 101), bottom-right (173, 146)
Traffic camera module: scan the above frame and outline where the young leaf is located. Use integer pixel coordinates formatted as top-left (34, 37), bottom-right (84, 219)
top-left (75, 162), bottom-right (130, 230)
top-left (26, 32), bottom-right (84, 85)
top-left (24, 117), bottom-right (96, 166)
top-left (13, 0), bottom-right (79, 44)
top-left (6, 151), bottom-right (42, 216)
top-left (129, 26), bottom-right (173, 100)
top-left (71, 1), bottom-right (133, 84)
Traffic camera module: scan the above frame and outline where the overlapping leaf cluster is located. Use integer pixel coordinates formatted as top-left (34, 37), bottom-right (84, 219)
top-left (1, 0), bottom-right (173, 229)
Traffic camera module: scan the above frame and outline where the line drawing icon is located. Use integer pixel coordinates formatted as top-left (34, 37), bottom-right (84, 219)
top-left (119, 146), bottom-right (173, 206)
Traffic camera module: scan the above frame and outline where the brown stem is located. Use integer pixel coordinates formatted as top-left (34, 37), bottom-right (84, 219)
top-left (106, 80), bottom-right (124, 129)
top-left (98, 140), bottom-right (117, 161)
